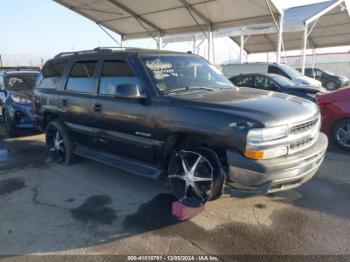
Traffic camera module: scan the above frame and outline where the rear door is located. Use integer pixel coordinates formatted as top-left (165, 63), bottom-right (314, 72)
top-left (59, 60), bottom-right (98, 145)
top-left (92, 58), bottom-right (155, 164)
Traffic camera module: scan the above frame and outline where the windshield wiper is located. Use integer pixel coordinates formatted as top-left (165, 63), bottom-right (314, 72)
top-left (167, 86), bottom-right (216, 95)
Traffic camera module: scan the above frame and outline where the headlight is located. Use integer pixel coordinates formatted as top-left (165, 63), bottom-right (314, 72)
top-left (11, 94), bottom-right (31, 104)
top-left (245, 125), bottom-right (289, 160)
top-left (247, 125), bottom-right (289, 142)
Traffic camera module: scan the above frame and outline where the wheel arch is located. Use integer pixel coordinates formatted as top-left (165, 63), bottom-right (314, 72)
top-left (162, 132), bottom-right (229, 171)
top-left (42, 111), bottom-right (61, 130)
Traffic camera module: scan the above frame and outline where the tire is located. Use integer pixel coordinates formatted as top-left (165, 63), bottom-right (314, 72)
top-left (168, 147), bottom-right (226, 207)
top-left (3, 110), bottom-right (17, 137)
top-left (45, 119), bottom-right (74, 165)
top-left (326, 81), bottom-right (337, 91)
top-left (332, 119), bottom-right (350, 150)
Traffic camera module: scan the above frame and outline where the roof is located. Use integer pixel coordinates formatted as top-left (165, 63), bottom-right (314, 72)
top-left (230, 0), bottom-right (350, 53)
top-left (54, 0), bottom-right (281, 40)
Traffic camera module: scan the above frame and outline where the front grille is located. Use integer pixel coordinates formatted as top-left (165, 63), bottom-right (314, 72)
top-left (290, 117), bottom-right (319, 134)
top-left (288, 116), bottom-right (320, 154)
top-left (290, 137), bottom-right (314, 151)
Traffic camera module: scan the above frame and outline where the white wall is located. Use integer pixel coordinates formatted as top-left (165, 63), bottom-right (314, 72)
top-left (285, 52), bottom-right (350, 77)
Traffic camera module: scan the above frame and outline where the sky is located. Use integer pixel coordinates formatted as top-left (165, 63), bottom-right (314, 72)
top-left (0, 0), bottom-right (347, 66)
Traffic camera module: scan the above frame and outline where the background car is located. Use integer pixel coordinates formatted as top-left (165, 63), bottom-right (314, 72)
top-left (0, 70), bottom-right (39, 136)
top-left (317, 87), bottom-right (350, 150)
top-left (230, 73), bottom-right (326, 102)
top-left (221, 63), bottom-right (322, 88)
top-left (303, 68), bottom-right (349, 90)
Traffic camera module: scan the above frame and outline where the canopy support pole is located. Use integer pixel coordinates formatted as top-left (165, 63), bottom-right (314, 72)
top-left (193, 36), bottom-right (196, 54)
top-left (301, 25), bottom-right (308, 74)
top-left (208, 29), bottom-right (213, 63)
top-left (312, 49), bottom-right (317, 69)
top-left (157, 36), bottom-right (163, 50)
top-left (240, 32), bottom-right (245, 64)
top-left (276, 12), bottom-right (284, 64)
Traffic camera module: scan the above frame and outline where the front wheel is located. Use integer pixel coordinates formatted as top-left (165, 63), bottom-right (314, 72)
top-left (168, 148), bottom-right (226, 207)
top-left (326, 81), bottom-right (337, 90)
top-left (46, 119), bottom-right (74, 165)
top-left (332, 119), bottom-right (350, 150)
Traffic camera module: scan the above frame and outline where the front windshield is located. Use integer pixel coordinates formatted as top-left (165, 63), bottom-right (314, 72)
top-left (271, 74), bottom-right (296, 87)
top-left (5, 73), bottom-right (38, 91)
top-left (142, 55), bottom-right (233, 95)
top-left (279, 64), bottom-right (305, 79)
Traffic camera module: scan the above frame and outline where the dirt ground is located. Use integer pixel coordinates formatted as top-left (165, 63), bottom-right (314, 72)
top-left (0, 124), bottom-right (349, 260)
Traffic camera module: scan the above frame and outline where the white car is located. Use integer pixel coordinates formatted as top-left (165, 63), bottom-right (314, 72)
top-left (221, 63), bottom-right (322, 88)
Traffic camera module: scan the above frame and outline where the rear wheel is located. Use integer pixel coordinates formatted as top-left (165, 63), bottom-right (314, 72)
top-left (332, 119), bottom-right (350, 150)
top-left (46, 119), bottom-right (74, 164)
top-left (168, 148), bottom-right (226, 207)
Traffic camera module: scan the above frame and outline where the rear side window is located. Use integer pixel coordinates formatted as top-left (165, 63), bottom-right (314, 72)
top-left (268, 66), bottom-right (290, 79)
top-left (36, 60), bottom-right (68, 90)
top-left (66, 61), bottom-right (97, 93)
top-left (99, 61), bottom-right (139, 96)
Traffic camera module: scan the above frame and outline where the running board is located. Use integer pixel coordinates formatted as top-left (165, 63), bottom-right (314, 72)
top-left (74, 145), bottom-right (162, 180)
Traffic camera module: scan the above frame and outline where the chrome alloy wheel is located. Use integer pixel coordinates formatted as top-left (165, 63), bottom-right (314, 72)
top-left (169, 150), bottom-right (214, 207)
top-left (47, 128), bottom-right (65, 162)
top-left (336, 123), bottom-right (350, 148)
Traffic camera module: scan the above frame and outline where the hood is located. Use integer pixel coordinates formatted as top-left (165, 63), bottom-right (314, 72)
top-left (171, 87), bottom-right (319, 127)
top-left (295, 76), bottom-right (322, 88)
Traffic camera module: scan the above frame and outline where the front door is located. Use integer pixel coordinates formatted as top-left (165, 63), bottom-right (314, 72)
top-left (92, 59), bottom-right (155, 164)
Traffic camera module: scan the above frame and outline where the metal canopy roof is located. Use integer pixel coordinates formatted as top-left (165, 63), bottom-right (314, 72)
top-left (54, 0), bottom-right (281, 40)
top-left (230, 0), bottom-right (350, 53)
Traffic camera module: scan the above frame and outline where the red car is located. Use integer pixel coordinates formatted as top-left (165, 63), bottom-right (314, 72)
top-left (317, 87), bottom-right (350, 150)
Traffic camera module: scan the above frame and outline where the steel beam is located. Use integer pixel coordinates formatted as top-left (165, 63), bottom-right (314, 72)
top-left (106, 0), bottom-right (162, 33)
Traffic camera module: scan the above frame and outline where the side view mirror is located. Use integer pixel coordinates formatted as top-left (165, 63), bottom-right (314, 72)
top-left (115, 83), bottom-right (146, 101)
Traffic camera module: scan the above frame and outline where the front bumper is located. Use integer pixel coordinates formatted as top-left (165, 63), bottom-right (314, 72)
top-left (7, 103), bottom-right (37, 129)
top-left (226, 133), bottom-right (328, 194)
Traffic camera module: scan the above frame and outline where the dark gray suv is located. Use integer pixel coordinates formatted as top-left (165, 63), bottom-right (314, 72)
top-left (33, 48), bottom-right (328, 207)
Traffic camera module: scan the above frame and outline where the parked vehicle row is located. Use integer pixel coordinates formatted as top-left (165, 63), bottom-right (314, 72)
top-left (302, 68), bottom-right (349, 90)
top-left (229, 73), bottom-right (326, 102)
top-left (221, 63), bottom-right (323, 88)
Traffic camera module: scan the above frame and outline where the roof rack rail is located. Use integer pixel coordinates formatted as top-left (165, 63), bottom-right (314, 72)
top-left (54, 46), bottom-right (147, 58)
top-left (54, 49), bottom-right (102, 58)
top-left (93, 46), bottom-right (145, 51)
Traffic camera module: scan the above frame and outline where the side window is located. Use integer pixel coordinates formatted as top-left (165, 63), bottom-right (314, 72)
top-left (315, 69), bottom-right (323, 77)
top-left (305, 69), bottom-right (312, 76)
top-left (268, 66), bottom-right (290, 79)
top-left (254, 76), bottom-right (268, 89)
top-left (235, 76), bottom-right (253, 87)
top-left (66, 61), bottom-right (97, 93)
top-left (99, 61), bottom-right (139, 96)
top-left (37, 60), bottom-right (68, 90)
